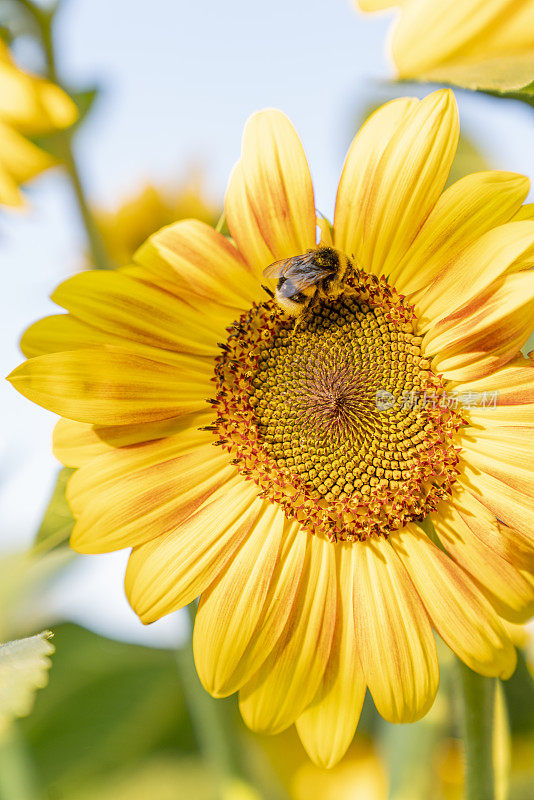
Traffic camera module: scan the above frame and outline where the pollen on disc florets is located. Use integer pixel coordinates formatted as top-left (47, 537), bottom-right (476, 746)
top-left (207, 269), bottom-right (463, 542)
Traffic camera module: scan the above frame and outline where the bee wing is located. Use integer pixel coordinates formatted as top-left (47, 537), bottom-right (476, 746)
top-left (263, 257), bottom-right (297, 280)
top-left (263, 253), bottom-right (335, 290)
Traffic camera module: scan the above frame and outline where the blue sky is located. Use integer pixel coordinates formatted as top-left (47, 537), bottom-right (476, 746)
top-left (1, 0), bottom-right (533, 645)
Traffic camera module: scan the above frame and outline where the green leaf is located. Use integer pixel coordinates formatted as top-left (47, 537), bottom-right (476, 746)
top-left (18, 623), bottom-right (195, 795)
top-left (35, 467), bottom-right (75, 550)
top-left (0, 631), bottom-right (54, 732)
top-left (70, 86), bottom-right (100, 128)
top-left (31, 85), bottom-right (101, 159)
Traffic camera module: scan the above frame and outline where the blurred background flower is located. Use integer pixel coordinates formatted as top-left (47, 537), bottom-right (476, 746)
top-left (92, 172), bottom-right (220, 268)
top-left (356, 0), bottom-right (534, 101)
top-left (0, 39), bottom-right (77, 206)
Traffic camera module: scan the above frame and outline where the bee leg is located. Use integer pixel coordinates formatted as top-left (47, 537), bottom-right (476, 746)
top-left (261, 284), bottom-right (274, 298)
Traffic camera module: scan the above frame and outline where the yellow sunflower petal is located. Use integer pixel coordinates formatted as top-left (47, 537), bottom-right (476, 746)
top-left (467, 404), bottom-right (534, 427)
top-left (125, 478), bottom-right (261, 623)
top-left (295, 544), bottom-right (366, 769)
top-left (431, 499), bottom-right (534, 623)
top-left (392, 525), bottom-right (517, 679)
top-left (451, 355), bottom-right (534, 406)
top-left (237, 109), bottom-right (316, 260)
top-left (458, 431), bottom-right (534, 499)
top-left (66, 425), bottom-right (212, 516)
top-left (8, 347), bottom-right (212, 425)
top-left (334, 89), bottom-right (458, 278)
top-left (68, 440), bottom-right (237, 553)
top-left (53, 419), bottom-right (116, 467)
top-left (390, 173), bottom-right (530, 295)
top-left (416, 220), bottom-right (534, 329)
top-left (50, 270), bottom-right (225, 356)
top-left (53, 411), bottom-right (214, 468)
top-left (195, 519), bottom-right (310, 698)
top-left (134, 218), bottom-right (261, 309)
top-left (224, 161), bottom-right (274, 276)
top-left (193, 504), bottom-right (288, 697)
top-left (239, 533), bottom-right (336, 734)
top-left (459, 465), bottom-right (534, 546)
top-left (20, 311), bottom-right (220, 369)
top-left (448, 482), bottom-right (534, 572)
top-left (352, 535), bottom-right (438, 723)
top-left (423, 272), bottom-right (534, 382)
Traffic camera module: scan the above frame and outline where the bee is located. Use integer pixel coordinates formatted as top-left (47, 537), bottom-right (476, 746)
top-left (263, 246), bottom-right (352, 316)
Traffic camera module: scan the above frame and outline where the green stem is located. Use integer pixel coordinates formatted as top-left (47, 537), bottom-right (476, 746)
top-left (23, 0), bottom-right (112, 269)
top-left (458, 660), bottom-right (496, 800)
top-left (175, 603), bottom-right (247, 799)
top-left (0, 723), bottom-right (39, 800)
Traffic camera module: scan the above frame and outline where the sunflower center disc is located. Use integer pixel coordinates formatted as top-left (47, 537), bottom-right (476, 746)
top-left (211, 270), bottom-right (463, 542)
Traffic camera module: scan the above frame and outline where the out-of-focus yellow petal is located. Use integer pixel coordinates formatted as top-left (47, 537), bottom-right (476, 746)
top-left (431, 496), bottom-right (534, 622)
top-left (334, 90), bottom-right (458, 278)
top-left (0, 119), bottom-right (56, 182)
top-left (392, 525), bottom-right (517, 678)
top-left (224, 162), bottom-right (275, 277)
top-left (0, 46), bottom-right (77, 132)
top-left (50, 270), bottom-right (226, 356)
top-left (236, 109), bottom-right (316, 261)
top-left (239, 533), bottom-right (336, 734)
top-left (296, 544), bottom-right (366, 769)
top-left (125, 479), bottom-right (262, 623)
top-left (352, 535), bottom-right (438, 723)
top-left (193, 505), bottom-right (288, 696)
top-left (416, 220), bottom-right (534, 329)
top-left (392, 172), bottom-right (529, 294)
top-left (7, 347), bottom-right (213, 425)
top-left (358, 0), bottom-right (397, 10)
top-left (0, 161), bottom-right (25, 206)
top-left (68, 440), bottom-right (237, 553)
top-left (512, 203), bottom-right (534, 222)
top-left (390, 0), bottom-right (534, 82)
top-left (0, 42), bottom-right (77, 206)
top-left (423, 272), bottom-right (534, 381)
top-left (135, 218), bottom-right (262, 309)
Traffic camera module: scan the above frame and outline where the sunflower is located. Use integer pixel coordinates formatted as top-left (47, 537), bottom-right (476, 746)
top-left (357, 0), bottom-right (534, 93)
top-left (93, 173), bottom-right (220, 268)
top-left (0, 40), bottom-right (77, 207)
top-left (8, 89), bottom-right (534, 768)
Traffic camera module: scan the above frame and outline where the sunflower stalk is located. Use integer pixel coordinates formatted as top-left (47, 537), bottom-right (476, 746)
top-left (176, 603), bottom-right (256, 800)
top-left (458, 660), bottom-right (497, 800)
top-left (18, 0), bottom-right (112, 269)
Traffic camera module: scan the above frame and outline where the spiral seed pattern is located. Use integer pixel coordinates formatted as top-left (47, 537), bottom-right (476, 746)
top-left (208, 270), bottom-right (463, 542)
